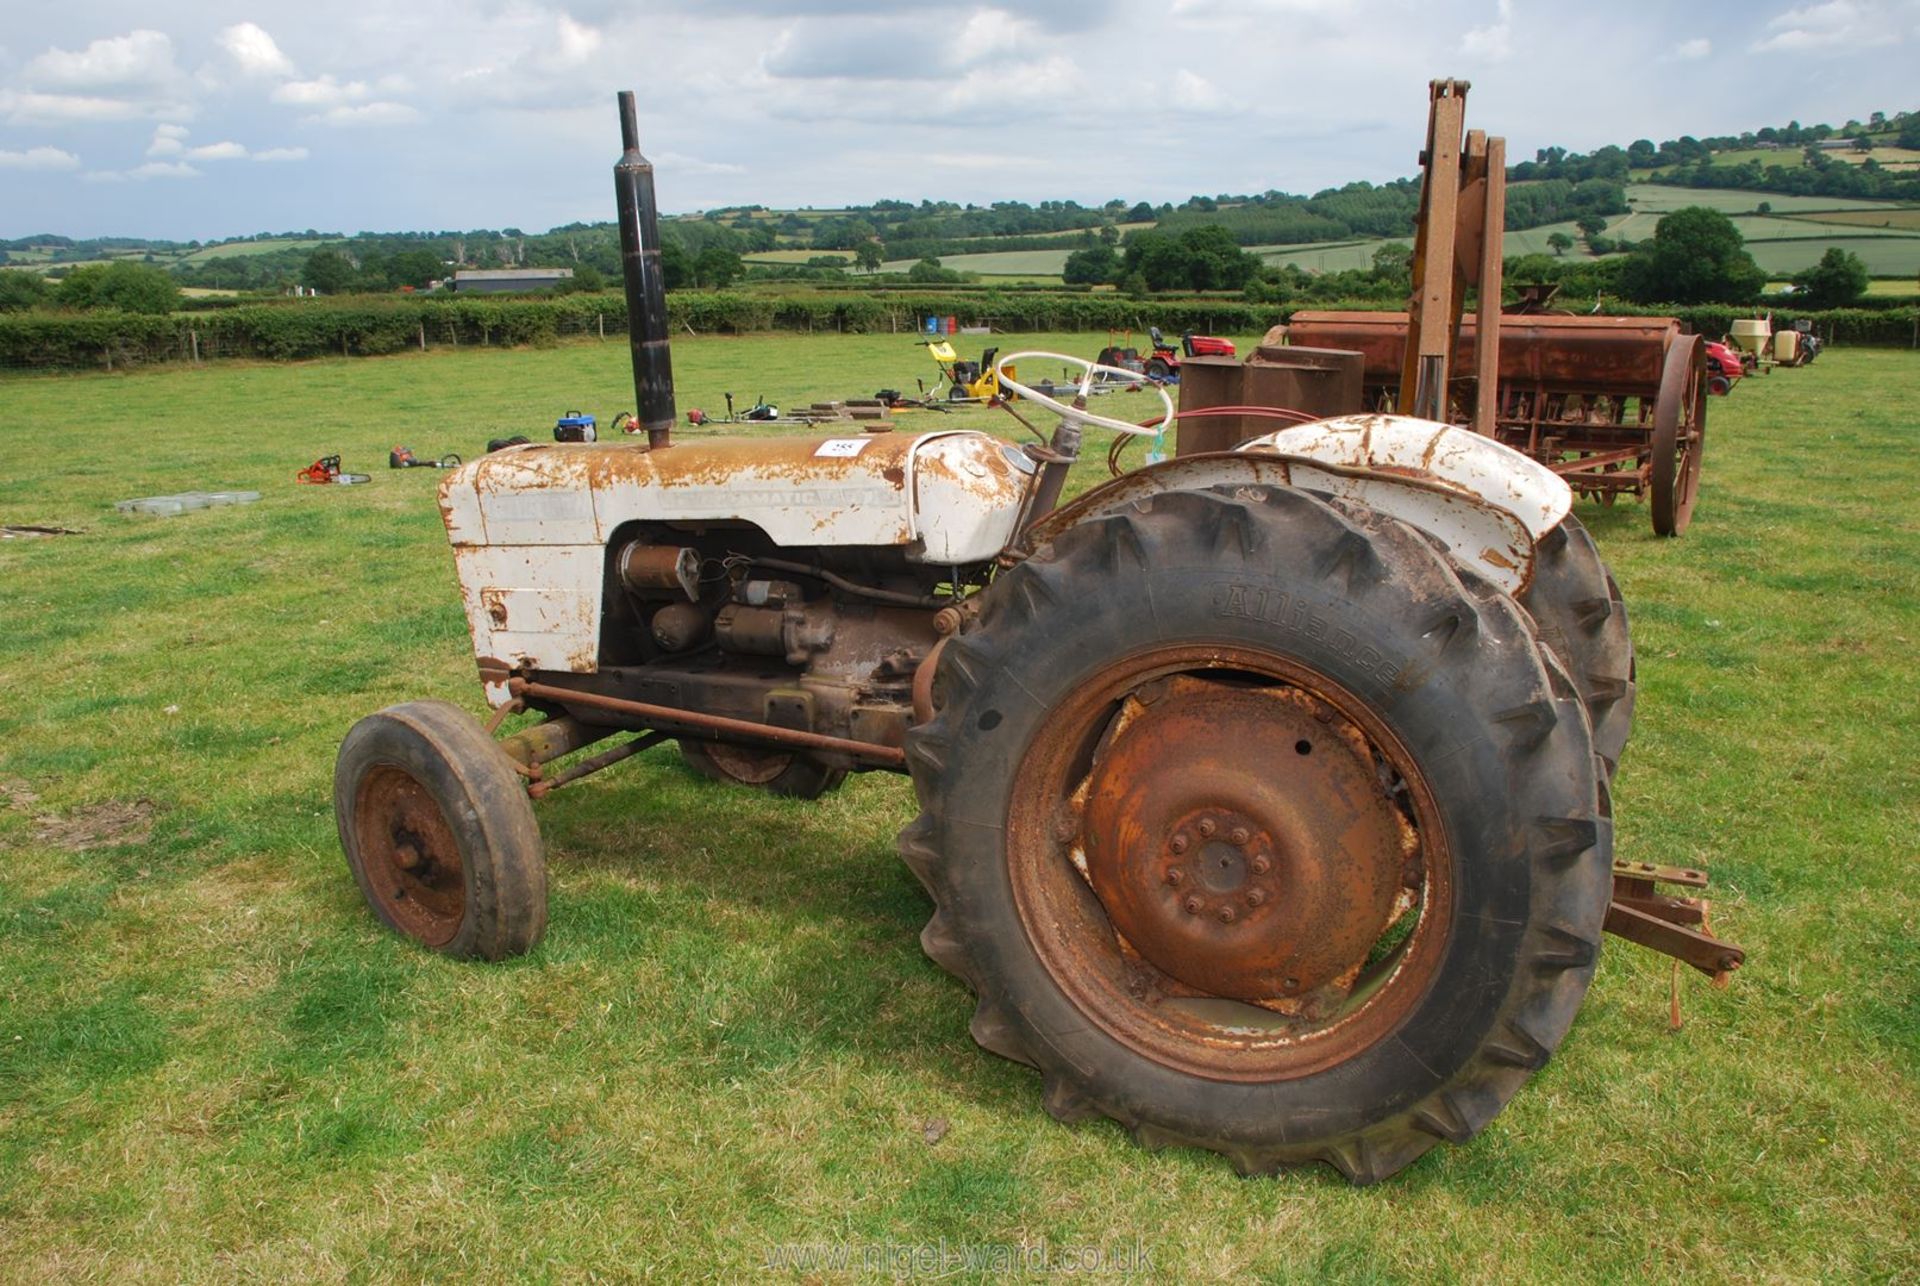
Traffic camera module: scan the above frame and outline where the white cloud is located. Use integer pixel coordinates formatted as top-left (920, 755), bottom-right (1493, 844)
top-left (1169, 69), bottom-right (1224, 111)
top-left (1752, 0), bottom-right (1902, 51)
top-left (655, 150), bottom-right (745, 175)
top-left (217, 22), bottom-right (295, 77)
top-left (0, 146), bottom-right (82, 171)
top-left (554, 14), bottom-right (602, 64)
top-left (1461, 0), bottom-right (1514, 60)
top-left (0, 88), bottom-right (189, 124)
top-left (305, 101), bottom-right (422, 127)
top-left (271, 75), bottom-right (370, 107)
top-left (252, 146), bottom-right (309, 162)
top-left (147, 123), bottom-right (190, 156)
top-left (1672, 37), bottom-right (1712, 59)
top-left (186, 140), bottom-right (248, 161)
top-left (25, 30), bottom-right (178, 90)
top-left (128, 160), bottom-right (200, 180)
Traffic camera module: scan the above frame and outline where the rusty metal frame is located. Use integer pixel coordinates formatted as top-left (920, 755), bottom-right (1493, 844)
top-left (1606, 860), bottom-right (1745, 980)
top-left (508, 676), bottom-right (908, 769)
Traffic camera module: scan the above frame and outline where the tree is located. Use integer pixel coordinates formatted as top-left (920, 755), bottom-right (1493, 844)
top-left (1900, 115), bottom-right (1920, 150)
top-left (1546, 231), bottom-right (1575, 256)
top-left (1618, 207), bottom-right (1767, 305)
top-left (1062, 244), bottom-right (1120, 285)
top-left (1852, 134), bottom-right (1873, 152)
top-left (301, 248), bottom-right (356, 295)
top-left (694, 245), bottom-right (743, 288)
top-left (0, 269), bottom-right (49, 312)
top-left (1369, 242), bottom-right (1411, 283)
top-left (1575, 214), bottom-right (1608, 240)
top-left (854, 240), bottom-right (884, 272)
top-left (659, 240), bottom-right (694, 289)
top-left (387, 248), bottom-right (444, 289)
top-left (1791, 246), bottom-right (1870, 307)
top-left (906, 256), bottom-right (951, 284)
top-left (56, 262), bottom-right (179, 314)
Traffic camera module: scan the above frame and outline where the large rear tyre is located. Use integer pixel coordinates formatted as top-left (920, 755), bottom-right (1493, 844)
top-left (899, 487), bottom-right (1611, 1183)
top-left (335, 700), bottom-right (547, 960)
top-left (1519, 514), bottom-right (1636, 778)
top-left (679, 740), bottom-right (847, 800)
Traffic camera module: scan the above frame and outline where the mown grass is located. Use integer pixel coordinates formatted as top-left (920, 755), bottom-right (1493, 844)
top-left (0, 336), bottom-right (1915, 1280)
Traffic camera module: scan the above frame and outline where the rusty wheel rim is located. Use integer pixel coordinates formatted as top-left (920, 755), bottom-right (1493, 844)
top-left (704, 742), bottom-right (795, 785)
top-left (1007, 645), bottom-right (1454, 1082)
top-left (1651, 335), bottom-right (1706, 536)
top-left (354, 764), bottom-right (467, 946)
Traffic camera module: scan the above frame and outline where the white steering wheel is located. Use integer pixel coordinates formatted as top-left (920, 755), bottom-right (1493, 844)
top-left (993, 350), bottom-right (1174, 438)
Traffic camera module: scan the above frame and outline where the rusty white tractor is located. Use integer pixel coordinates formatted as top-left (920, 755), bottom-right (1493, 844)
top-left (335, 88), bottom-right (1736, 1184)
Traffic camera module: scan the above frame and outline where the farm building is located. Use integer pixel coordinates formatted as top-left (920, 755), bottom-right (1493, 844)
top-left (452, 268), bottom-right (573, 293)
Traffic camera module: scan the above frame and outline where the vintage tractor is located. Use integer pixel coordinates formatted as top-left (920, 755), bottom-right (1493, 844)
top-left (335, 89), bottom-right (1739, 1184)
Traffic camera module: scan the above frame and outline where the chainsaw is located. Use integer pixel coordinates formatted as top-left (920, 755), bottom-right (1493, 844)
top-left (296, 455), bottom-right (371, 485)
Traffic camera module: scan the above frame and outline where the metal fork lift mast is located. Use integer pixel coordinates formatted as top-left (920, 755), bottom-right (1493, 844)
top-left (1403, 83), bottom-right (1739, 986)
top-left (1400, 78), bottom-right (1504, 437)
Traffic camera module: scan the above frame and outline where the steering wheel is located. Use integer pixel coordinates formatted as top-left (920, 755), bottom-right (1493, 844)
top-left (993, 350), bottom-right (1174, 438)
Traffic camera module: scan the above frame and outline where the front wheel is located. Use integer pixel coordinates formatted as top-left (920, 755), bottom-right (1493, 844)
top-left (335, 700), bottom-right (547, 960)
top-left (900, 487), bottom-right (1611, 1183)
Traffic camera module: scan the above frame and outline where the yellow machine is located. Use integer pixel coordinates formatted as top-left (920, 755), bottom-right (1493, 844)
top-left (922, 338), bottom-right (1017, 402)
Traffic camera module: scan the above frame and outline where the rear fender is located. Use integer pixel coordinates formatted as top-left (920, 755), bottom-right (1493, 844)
top-left (1022, 418), bottom-right (1571, 595)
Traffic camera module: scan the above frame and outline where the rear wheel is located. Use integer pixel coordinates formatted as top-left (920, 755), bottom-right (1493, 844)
top-left (1145, 357), bottom-right (1173, 380)
top-left (335, 700), bottom-right (547, 960)
top-left (1518, 515), bottom-right (1635, 778)
top-left (900, 487), bottom-right (1610, 1183)
top-left (679, 739), bottom-right (846, 800)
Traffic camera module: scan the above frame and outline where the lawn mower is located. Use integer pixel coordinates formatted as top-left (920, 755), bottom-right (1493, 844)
top-left (920, 338), bottom-right (1016, 402)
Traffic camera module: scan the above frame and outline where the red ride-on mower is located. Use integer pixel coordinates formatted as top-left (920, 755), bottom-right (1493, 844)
top-left (1703, 340), bottom-right (1744, 396)
top-left (1144, 326), bottom-right (1236, 381)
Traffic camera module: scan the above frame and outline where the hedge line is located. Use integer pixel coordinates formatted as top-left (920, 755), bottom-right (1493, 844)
top-left (3, 292), bottom-right (1915, 371)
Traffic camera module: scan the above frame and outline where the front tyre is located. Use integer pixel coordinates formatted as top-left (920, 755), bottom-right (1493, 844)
top-left (335, 700), bottom-right (547, 960)
top-left (899, 487), bottom-right (1611, 1183)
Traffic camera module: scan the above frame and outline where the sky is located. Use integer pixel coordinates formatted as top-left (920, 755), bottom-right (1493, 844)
top-left (2, 0), bottom-right (1917, 243)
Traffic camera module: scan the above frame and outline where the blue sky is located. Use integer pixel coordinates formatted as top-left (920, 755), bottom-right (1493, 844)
top-left (2, 0), bottom-right (1916, 242)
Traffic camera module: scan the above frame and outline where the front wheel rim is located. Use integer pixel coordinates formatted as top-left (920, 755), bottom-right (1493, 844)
top-left (354, 764), bottom-right (467, 946)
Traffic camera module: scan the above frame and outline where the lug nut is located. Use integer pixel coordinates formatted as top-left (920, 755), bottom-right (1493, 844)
top-left (1183, 896), bottom-right (1203, 915)
top-left (1229, 827), bottom-right (1250, 847)
top-left (1166, 867), bottom-right (1185, 887)
top-left (1197, 819), bottom-right (1216, 839)
top-left (1250, 854), bottom-right (1272, 875)
top-left (1169, 833), bottom-right (1189, 855)
top-left (1217, 906), bottom-right (1236, 924)
top-left (1246, 888), bottom-right (1266, 907)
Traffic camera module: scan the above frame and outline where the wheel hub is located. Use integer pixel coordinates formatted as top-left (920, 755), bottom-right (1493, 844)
top-left (1077, 676), bottom-right (1412, 1002)
top-left (354, 765), bottom-right (466, 947)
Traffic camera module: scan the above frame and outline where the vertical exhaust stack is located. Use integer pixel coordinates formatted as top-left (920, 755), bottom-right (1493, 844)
top-left (615, 90), bottom-right (675, 449)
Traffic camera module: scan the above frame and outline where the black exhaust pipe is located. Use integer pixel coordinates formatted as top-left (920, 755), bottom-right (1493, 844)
top-left (615, 90), bottom-right (675, 449)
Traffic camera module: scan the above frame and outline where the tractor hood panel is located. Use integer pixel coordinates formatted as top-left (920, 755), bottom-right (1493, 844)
top-left (439, 429), bottom-right (1026, 563)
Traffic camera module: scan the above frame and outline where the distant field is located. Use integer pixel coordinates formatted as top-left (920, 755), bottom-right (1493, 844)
top-left (878, 248), bottom-right (1073, 276)
top-left (1794, 208), bottom-right (1920, 230)
top-left (1622, 184), bottom-right (1902, 214)
top-left (742, 249), bottom-right (852, 265)
top-left (1744, 235), bottom-right (1920, 276)
top-left (179, 239), bottom-right (328, 264)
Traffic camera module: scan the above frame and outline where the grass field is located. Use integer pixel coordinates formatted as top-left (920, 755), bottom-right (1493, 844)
top-left (1, 335), bottom-right (1917, 1279)
top-left (177, 239), bottom-right (331, 265)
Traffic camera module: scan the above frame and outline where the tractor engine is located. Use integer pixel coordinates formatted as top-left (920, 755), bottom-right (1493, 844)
top-left (437, 428), bottom-right (1036, 771)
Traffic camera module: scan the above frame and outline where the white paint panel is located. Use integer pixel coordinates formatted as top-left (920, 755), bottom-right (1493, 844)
top-left (1239, 414), bottom-right (1572, 539)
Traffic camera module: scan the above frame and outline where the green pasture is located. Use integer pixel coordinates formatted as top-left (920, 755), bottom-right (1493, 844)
top-left (177, 239), bottom-right (331, 265)
top-left (0, 335), bottom-right (1915, 1279)
top-left (1621, 183), bottom-right (1904, 214)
